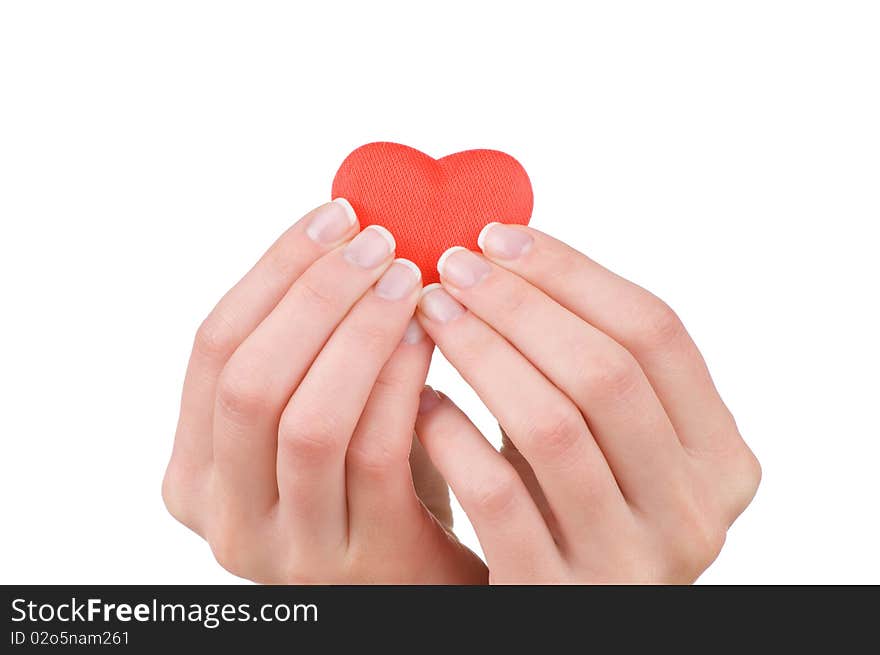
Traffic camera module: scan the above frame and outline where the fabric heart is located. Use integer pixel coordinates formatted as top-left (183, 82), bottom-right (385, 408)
top-left (331, 142), bottom-right (533, 284)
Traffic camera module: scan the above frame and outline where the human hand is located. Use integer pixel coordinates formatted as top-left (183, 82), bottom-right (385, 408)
top-left (162, 200), bottom-right (486, 583)
top-left (415, 224), bottom-right (760, 583)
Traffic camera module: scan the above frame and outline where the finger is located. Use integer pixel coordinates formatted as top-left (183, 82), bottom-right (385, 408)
top-left (415, 388), bottom-right (563, 581)
top-left (164, 199), bottom-right (358, 531)
top-left (351, 338), bottom-right (488, 585)
top-left (276, 259), bottom-right (422, 547)
top-left (417, 285), bottom-right (629, 542)
top-left (437, 247), bottom-right (688, 512)
top-left (212, 225), bottom-right (396, 528)
top-left (499, 429), bottom-right (558, 535)
top-left (409, 430), bottom-right (453, 529)
top-left (477, 223), bottom-right (740, 454)
top-left (346, 318), bottom-right (437, 539)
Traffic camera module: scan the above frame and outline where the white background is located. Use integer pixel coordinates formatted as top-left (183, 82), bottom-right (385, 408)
top-left (1, 1), bottom-right (878, 584)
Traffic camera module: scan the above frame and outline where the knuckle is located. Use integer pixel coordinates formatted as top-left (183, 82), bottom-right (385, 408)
top-left (346, 437), bottom-right (403, 478)
top-left (523, 405), bottom-right (585, 461)
top-left (193, 312), bottom-right (238, 361)
top-left (453, 333), bottom-right (498, 371)
top-left (543, 247), bottom-right (582, 282)
top-left (208, 525), bottom-right (250, 578)
top-left (684, 524), bottom-right (726, 576)
top-left (455, 343), bottom-right (485, 371)
top-left (161, 466), bottom-right (190, 526)
top-left (468, 466), bottom-right (522, 517)
top-left (161, 435), bottom-right (206, 535)
top-left (578, 351), bottom-right (642, 402)
top-left (371, 369), bottom-right (408, 395)
top-left (729, 447), bottom-right (763, 516)
top-left (351, 320), bottom-right (392, 356)
top-left (278, 408), bottom-right (343, 462)
top-left (635, 298), bottom-right (688, 352)
top-left (494, 281), bottom-right (531, 320)
top-left (665, 501), bottom-right (727, 580)
top-left (742, 450), bottom-right (763, 495)
top-left (215, 363), bottom-right (273, 420)
top-left (260, 241), bottom-right (301, 283)
top-left (295, 277), bottom-right (338, 314)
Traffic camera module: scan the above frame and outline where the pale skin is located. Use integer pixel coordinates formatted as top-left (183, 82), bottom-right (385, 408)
top-left (163, 199), bottom-right (761, 584)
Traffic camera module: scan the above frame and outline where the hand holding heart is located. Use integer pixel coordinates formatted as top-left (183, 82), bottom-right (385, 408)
top-left (332, 142), bottom-right (534, 283)
top-left (163, 145), bottom-right (760, 583)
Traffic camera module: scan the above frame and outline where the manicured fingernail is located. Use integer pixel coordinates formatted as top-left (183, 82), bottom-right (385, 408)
top-left (419, 283), bottom-right (465, 323)
top-left (437, 247), bottom-right (490, 288)
top-left (478, 222), bottom-right (534, 260)
top-left (375, 258), bottom-right (421, 300)
top-left (402, 318), bottom-right (425, 344)
top-left (306, 199), bottom-right (358, 244)
top-left (418, 385), bottom-right (442, 414)
top-left (344, 225), bottom-right (395, 269)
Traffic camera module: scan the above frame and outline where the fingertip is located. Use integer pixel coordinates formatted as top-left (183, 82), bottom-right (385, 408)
top-left (402, 317), bottom-right (427, 345)
top-left (306, 200), bottom-right (360, 245)
top-left (418, 283), bottom-right (466, 323)
top-left (477, 222), bottom-right (500, 251)
top-left (420, 282), bottom-right (444, 300)
top-left (367, 224), bottom-right (396, 252)
top-left (418, 385), bottom-right (443, 414)
top-left (331, 197), bottom-right (359, 226)
top-left (478, 222), bottom-right (534, 261)
top-left (436, 246), bottom-right (468, 278)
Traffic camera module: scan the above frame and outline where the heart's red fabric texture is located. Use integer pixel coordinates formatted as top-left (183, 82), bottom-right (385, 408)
top-left (332, 142), bottom-right (533, 284)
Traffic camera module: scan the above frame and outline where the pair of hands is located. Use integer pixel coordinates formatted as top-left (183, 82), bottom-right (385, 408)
top-left (163, 199), bottom-right (760, 583)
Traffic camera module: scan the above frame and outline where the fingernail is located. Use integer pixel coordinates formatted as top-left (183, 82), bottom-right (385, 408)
top-left (402, 318), bottom-right (425, 344)
top-left (418, 385), bottom-right (442, 414)
top-left (343, 225), bottom-right (395, 269)
top-left (375, 258), bottom-right (421, 300)
top-left (306, 199), bottom-right (358, 245)
top-left (437, 247), bottom-right (491, 288)
top-left (477, 222), bottom-right (534, 260)
top-left (419, 283), bottom-right (465, 323)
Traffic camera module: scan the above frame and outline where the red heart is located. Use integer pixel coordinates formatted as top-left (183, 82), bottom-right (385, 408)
top-left (331, 142), bottom-right (533, 284)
